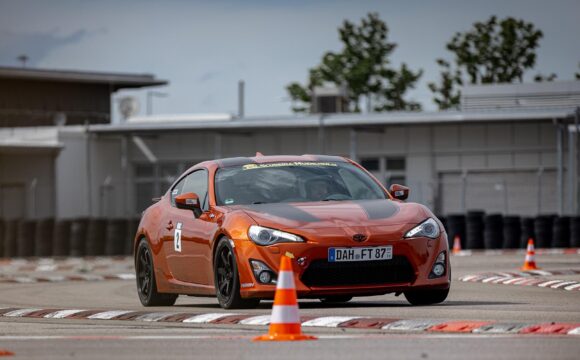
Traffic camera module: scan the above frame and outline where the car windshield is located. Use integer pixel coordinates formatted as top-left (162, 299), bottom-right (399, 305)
top-left (215, 161), bottom-right (387, 205)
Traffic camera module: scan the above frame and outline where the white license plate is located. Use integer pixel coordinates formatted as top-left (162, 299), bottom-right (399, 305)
top-left (328, 246), bottom-right (393, 262)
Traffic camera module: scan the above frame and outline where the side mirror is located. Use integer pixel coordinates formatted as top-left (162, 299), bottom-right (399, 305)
top-left (389, 184), bottom-right (410, 201)
top-left (175, 192), bottom-right (202, 217)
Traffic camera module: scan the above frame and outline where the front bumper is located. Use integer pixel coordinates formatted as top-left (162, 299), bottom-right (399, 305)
top-left (235, 232), bottom-right (450, 299)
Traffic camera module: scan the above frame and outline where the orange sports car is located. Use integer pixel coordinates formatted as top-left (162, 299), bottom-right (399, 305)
top-left (134, 155), bottom-right (450, 309)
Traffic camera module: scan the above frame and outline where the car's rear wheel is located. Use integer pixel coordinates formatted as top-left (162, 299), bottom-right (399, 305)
top-left (136, 239), bottom-right (178, 306)
top-left (319, 296), bottom-right (353, 304)
top-left (214, 238), bottom-right (260, 309)
top-left (404, 287), bottom-right (449, 306)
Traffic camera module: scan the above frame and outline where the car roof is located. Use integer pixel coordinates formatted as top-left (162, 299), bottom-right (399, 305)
top-left (212, 154), bottom-right (348, 168)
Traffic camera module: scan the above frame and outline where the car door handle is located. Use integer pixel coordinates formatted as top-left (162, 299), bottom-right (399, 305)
top-left (166, 221), bottom-right (174, 231)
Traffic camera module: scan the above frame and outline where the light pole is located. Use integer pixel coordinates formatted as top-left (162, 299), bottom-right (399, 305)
top-left (146, 91), bottom-right (168, 115)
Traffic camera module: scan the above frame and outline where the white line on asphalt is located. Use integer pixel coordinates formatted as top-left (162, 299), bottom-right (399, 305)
top-left (564, 283), bottom-right (580, 291)
top-left (87, 310), bottom-right (134, 320)
top-left (537, 280), bottom-right (563, 287)
top-left (238, 315), bottom-right (271, 325)
top-left (182, 313), bottom-right (236, 323)
top-left (44, 310), bottom-right (86, 319)
top-left (2, 308), bottom-right (42, 317)
top-left (551, 281), bottom-right (578, 289)
top-left (301, 316), bottom-right (360, 327)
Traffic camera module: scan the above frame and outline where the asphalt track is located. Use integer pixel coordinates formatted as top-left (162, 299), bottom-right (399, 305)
top-left (1, 253), bottom-right (579, 359)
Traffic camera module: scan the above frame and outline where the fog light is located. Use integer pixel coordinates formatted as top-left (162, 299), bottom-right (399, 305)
top-left (258, 271), bottom-right (272, 284)
top-left (250, 259), bottom-right (277, 284)
top-left (432, 263), bottom-right (445, 277)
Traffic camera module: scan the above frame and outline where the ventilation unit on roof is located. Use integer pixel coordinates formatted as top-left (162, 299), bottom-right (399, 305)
top-left (311, 85), bottom-right (349, 114)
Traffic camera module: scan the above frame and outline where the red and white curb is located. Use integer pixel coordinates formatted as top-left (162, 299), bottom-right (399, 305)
top-left (1, 307), bottom-right (579, 336)
top-left (0, 257), bottom-right (132, 273)
top-left (0, 273), bottom-right (135, 284)
top-left (453, 248), bottom-right (580, 256)
top-left (459, 269), bottom-right (580, 291)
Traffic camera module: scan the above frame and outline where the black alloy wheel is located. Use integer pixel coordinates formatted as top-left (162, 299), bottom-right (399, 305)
top-left (214, 238), bottom-right (260, 309)
top-left (136, 239), bottom-right (177, 306)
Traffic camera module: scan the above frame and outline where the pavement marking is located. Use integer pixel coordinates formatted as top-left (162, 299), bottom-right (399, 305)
top-left (182, 313), bottom-right (236, 324)
top-left (564, 283), bottom-right (580, 291)
top-left (3, 308), bottom-right (42, 317)
top-left (568, 327), bottom-right (580, 335)
top-left (302, 316), bottom-right (361, 327)
top-left (238, 315), bottom-right (271, 325)
top-left (43, 310), bottom-right (86, 319)
top-left (459, 268), bottom-right (580, 292)
top-left (87, 310), bottom-right (134, 320)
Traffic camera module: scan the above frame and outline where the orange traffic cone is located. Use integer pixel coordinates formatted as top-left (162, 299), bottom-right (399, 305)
top-left (452, 235), bottom-right (462, 255)
top-left (253, 255), bottom-right (317, 341)
top-left (521, 238), bottom-right (539, 271)
top-left (0, 348), bottom-right (14, 357)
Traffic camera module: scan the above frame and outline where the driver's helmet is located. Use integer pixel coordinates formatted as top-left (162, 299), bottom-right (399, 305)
top-left (306, 175), bottom-right (332, 201)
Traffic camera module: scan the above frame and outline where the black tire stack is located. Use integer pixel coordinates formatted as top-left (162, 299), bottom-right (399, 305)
top-left (502, 216), bottom-right (521, 249)
top-left (53, 219), bottom-right (72, 256)
top-left (484, 214), bottom-right (503, 249)
top-left (105, 218), bottom-right (127, 256)
top-left (446, 214), bottom-right (466, 249)
top-left (552, 216), bottom-right (570, 248)
top-left (520, 217), bottom-right (535, 248)
top-left (570, 216), bottom-right (580, 248)
top-left (34, 218), bottom-right (54, 257)
top-left (86, 218), bottom-right (107, 256)
top-left (534, 215), bottom-right (554, 249)
top-left (17, 220), bottom-right (36, 257)
top-left (69, 218), bottom-right (89, 257)
top-left (466, 211), bottom-right (485, 249)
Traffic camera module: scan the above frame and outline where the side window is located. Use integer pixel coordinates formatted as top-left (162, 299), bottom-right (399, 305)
top-left (171, 170), bottom-right (209, 211)
top-left (171, 169), bottom-right (209, 211)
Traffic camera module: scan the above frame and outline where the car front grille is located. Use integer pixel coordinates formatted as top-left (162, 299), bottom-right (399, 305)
top-left (300, 256), bottom-right (415, 287)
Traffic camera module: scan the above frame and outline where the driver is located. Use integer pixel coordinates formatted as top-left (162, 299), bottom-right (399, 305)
top-left (307, 177), bottom-right (332, 201)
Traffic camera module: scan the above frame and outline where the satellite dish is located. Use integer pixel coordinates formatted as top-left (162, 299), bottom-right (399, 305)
top-left (119, 96), bottom-right (140, 120)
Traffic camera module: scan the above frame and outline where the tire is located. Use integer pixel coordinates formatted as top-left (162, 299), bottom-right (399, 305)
top-left (135, 239), bottom-right (178, 306)
top-left (214, 237), bottom-right (260, 309)
top-left (319, 296), bottom-right (353, 304)
top-left (404, 287), bottom-right (449, 306)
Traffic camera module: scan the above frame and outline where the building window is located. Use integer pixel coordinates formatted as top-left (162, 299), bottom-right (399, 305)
top-left (360, 158), bottom-right (380, 171)
top-left (386, 158), bottom-right (405, 171)
top-left (133, 161), bottom-right (197, 213)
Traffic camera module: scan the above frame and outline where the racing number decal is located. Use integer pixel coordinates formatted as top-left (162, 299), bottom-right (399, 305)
top-left (174, 222), bottom-right (183, 252)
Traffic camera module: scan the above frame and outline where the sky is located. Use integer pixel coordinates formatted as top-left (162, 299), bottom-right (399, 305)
top-left (0, 0), bottom-right (579, 121)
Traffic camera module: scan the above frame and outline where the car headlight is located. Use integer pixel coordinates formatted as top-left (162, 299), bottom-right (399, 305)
top-left (248, 225), bottom-right (304, 246)
top-left (404, 218), bottom-right (440, 239)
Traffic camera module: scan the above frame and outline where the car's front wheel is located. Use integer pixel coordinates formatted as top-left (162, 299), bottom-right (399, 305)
top-left (214, 237), bottom-right (260, 309)
top-left (404, 287), bottom-right (449, 306)
top-left (136, 239), bottom-right (178, 306)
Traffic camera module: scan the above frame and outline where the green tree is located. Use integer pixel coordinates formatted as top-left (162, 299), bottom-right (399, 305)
top-left (286, 13), bottom-right (422, 113)
top-left (429, 16), bottom-right (544, 110)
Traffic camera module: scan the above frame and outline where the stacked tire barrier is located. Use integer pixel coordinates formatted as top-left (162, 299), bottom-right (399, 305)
top-left (466, 211), bottom-right (485, 249)
top-left (0, 217), bottom-right (139, 258)
top-left (441, 213), bottom-right (580, 250)
top-left (502, 216), bottom-right (520, 249)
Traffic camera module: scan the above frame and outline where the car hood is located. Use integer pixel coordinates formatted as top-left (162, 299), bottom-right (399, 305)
top-left (235, 199), bottom-right (432, 231)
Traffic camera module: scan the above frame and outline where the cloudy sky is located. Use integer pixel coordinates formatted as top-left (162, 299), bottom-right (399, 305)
top-left (1, 0), bottom-right (579, 120)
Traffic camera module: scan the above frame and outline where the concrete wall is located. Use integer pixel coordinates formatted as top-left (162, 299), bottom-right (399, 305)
top-left (0, 151), bottom-right (56, 219)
